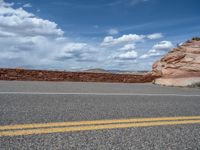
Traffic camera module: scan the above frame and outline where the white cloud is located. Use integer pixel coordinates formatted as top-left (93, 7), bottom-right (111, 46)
top-left (23, 3), bottom-right (32, 8)
top-left (101, 33), bottom-right (164, 46)
top-left (0, 6), bottom-right (33, 18)
top-left (130, 0), bottom-right (149, 5)
top-left (55, 43), bottom-right (93, 60)
top-left (0, 30), bottom-right (15, 37)
top-left (140, 41), bottom-right (173, 59)
top-left (0, 0), bottom-right (170, 71)
top-left (152, 41), bottom-right (173, 50)
top-left (108, 28), bottom-right (119, 35)
top-left (0, 0), bottom-right (14, 7)
top-left (120, 44), bottom-right (136, 51)
top-left (0, 2), bottom-right (63, 37)
top-left (115, 51), bottom-right (138, 60)
top-left (140, 52), bottom-right (162, 59)
top-left (0, 1), bottom-right (63, 37)
top-left (147, 33), bottom-right (163, 40)
top-left (62, 43), bottom-right (88, 52)
top-left (0, 0), bottom-right (96, 69)
top-left (101, 34), bottom-right (145, 46)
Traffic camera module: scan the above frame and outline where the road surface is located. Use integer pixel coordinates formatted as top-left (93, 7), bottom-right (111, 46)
top-left (0, 81), bottom-right (200, 149)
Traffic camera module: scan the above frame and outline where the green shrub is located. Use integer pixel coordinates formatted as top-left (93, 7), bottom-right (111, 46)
top-left (192, 37), bottom-right (200, 41)
top-left (188, 82), bottom-right (200, 88)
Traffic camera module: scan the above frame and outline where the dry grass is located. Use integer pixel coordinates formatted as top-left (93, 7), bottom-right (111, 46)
top-left (188, 82), bottom-right (200, 88)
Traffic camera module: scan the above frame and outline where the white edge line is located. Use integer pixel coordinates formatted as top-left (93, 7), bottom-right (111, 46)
top-left (0, 92), bottom-right (200, 97)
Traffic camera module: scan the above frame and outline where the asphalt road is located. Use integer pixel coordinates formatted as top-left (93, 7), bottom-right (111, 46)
top-left (0, 81), bottom-right (200, 150)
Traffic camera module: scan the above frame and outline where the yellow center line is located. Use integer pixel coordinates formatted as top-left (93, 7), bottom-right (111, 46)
top-left (1, 116), bottom-right (200, 131)
top-left (0, 119), bottom-right (200, 137)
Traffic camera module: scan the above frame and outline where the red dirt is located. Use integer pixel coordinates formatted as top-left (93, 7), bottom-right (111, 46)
top-left (0, 68), bottom-right (157, 83)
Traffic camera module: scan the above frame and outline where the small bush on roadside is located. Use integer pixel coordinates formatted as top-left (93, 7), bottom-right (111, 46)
top-left (192, 37), bottom-right (200, 41)
top-left (186, 40), bottom-right (192, 43)
top-left (188, 82), bottom-right (200, 88)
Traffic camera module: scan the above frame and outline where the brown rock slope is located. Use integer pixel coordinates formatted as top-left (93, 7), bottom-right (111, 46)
top-left (152, 38), bottom-right (200, 86)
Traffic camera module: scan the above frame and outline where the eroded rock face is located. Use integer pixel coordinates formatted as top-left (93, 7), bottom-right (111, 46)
top-left (152, 39), bottom-right (200, 86)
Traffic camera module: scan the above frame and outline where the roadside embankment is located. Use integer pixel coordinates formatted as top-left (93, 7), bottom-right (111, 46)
top-left (0, 68), bottom-right (157, 83)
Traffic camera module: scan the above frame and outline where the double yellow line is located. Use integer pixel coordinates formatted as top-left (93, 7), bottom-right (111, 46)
top-left (1, 116), bottom-right (200, 137)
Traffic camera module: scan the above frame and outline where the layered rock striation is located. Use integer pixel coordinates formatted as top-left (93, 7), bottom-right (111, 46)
top-left (152, 38), bottom-right (200, 86)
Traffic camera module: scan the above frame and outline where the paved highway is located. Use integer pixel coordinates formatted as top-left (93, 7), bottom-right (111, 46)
top-left (0, 81), bottom-right (200, 149)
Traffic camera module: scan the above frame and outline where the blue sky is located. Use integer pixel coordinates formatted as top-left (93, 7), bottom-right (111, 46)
top-left (0, 0), bottom-right (200, 71)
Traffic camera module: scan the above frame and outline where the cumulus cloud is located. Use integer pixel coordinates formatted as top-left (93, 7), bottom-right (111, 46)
top-left (112, 43), bottom-right (138, 60)
top-left (101, 34), bottom-right (145, 46)
top-left (23, 3), bottom-right (32, 8)
top-left (0, 4), bottom-right (63, 37)
top-left (108, 28), bottom-right (119, 35)
top-left (0, 0), bottom-right (96, 69)
top-left (140, 51), bottom-right (162, 59)
top-left (152, 41), bottom-right (173, 50)
top-left (0, 0), bottom-right (14, 7)
top-left (119, 44), bottom-right (136, 51)
top-left (101, 33), bottom-right (164, 46)
top-left (0, 0), bottom-right (170, 71)
top-left (147, 33), bottom-right (163, 40)
top-left (140, 41), bottom-right (173, 59)
top-left (115, 51), bottom-right (138, 60)
top-left (55, 43), bottom-right (88, 60)
top-left (55, 43), bottom-right (96, 61)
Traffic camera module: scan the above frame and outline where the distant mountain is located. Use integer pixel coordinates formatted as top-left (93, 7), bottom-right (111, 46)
top-left (84, 68), bottom-right (149, 74)
top-left (84, 68), bottom-right (111, 73)
top-left (108, 70), bottom-right (149, 74)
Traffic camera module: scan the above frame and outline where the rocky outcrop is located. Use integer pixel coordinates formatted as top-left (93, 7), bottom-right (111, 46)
top-left (0, 68), bottom-right (156, 83)
top-left (152, 38), bottom-right (200, 86)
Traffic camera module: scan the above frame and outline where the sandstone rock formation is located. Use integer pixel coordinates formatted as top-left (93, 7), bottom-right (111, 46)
top-left (152, 38), bottom-right (200, 87)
